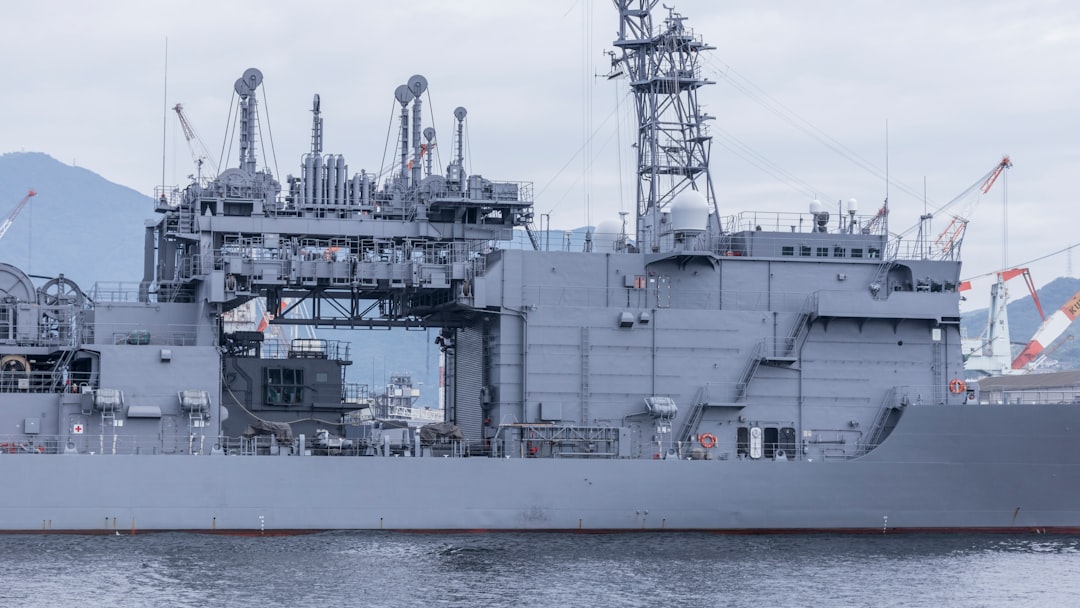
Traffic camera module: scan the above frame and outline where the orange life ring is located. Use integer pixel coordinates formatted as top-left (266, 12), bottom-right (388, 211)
top-left (949, 378), bottom-right (966, 394)
top-left (698, 433), bottom-right (717, 449)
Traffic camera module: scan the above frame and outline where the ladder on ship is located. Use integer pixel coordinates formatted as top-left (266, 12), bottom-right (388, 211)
top-left (764, 295), bottom-right (816, 362)
top-left (678, 384), bottom-right (744, 444)
top-left (178, 203), bottom-right (196, 234)
top-left (856, 387), bottom-right (904, 456)
top-left (734, 341), bottom-right (764, 401)
top-left (678, 386), bottom-right (710, 445)
top-left (99, 406), bottom-right (120, 455)
top-left (735, 298), bottom-right (816, 400)
top-left (48, 347), bottom-right (79, 393)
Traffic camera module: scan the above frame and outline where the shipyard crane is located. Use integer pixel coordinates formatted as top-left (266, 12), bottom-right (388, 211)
top-left (173, 103), bottom-right (218, 181)
top-left (1012, 289), bottom-right (1080, 370)
top-left (959, 267), bottom-right (1046, 320)
top-left (0, 189), bottom-right (36, 242)
top-left (932, 155), bottom-right (1011, 258)
top-left (906, 156), bottom-right (1011, 260)
top-left (960, 266), bottom-right (1044, 378)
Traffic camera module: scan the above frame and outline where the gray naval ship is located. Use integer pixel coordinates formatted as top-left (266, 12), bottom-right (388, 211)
top-left (2, 1), bottom-right (1078, 533)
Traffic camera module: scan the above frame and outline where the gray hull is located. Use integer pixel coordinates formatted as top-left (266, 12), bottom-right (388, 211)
top-left (3, 405), bottom-right (1078, 533)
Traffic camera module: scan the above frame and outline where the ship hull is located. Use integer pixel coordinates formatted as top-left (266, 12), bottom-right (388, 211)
top-left (3, 404), bottom-right (1078, 533)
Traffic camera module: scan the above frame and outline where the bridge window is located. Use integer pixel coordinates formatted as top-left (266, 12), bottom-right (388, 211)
top-left (833, 246), bottom-right (846, 257)
top-left (781, 246), bottom-right (794, 256)
top-left (800, 246), bottom-right (811, 256)
top-left (816, 247), bottom-right (829, 257)
top-left (265, 367), bottom-right (305, 405)
top-left (851, 248), bottom-right (863, 258)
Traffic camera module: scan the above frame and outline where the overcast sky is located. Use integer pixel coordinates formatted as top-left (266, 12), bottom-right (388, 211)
top-left (2, 0), bottom-right (1078, 311)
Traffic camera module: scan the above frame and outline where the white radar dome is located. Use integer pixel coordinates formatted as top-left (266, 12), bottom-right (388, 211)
top-left (593, 219), bottom-right (621, 252)
top-left (669, 190), bottom-right (709, 233)
top-left (809, 199), bottom-right (825, 214)
top-left (847, 198), bottom-right (859, 213)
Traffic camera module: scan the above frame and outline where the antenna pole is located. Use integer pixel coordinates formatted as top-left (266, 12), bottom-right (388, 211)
top-left (160, 37), bottom-right (168, 192)
top-left (884, 119), bottom-right (890, 239)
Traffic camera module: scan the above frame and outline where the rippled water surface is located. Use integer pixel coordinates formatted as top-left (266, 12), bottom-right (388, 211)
top-left (0, 532), bottom-right (1077, 607)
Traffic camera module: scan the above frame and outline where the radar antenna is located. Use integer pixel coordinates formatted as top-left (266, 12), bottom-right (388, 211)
top-left (612, 1), bottom-right (718, 252)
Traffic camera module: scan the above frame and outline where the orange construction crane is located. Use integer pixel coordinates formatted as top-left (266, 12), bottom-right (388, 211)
top-left (932, 156), bottom-right (1012, 259)
top-left (0, 189), bottom-right (37, 242)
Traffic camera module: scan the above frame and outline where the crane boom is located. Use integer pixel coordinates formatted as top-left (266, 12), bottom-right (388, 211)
top-left (979, 155), bottom-right (1011, 194)
top-left (1012, 289), bottom-right (1080, 370)
top-left (0, 189), bottom-right (37, 242)
top-left (930, 156), bottom-right (1012, 259)
top-left (173, 103), bottom-right (218, 179)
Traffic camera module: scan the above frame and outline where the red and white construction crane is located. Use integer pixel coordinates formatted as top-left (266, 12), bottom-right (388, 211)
top-left (1012, 289), bottom-right (1080, 370)
top-left (0, 189), bottom-right (37, 242)
top-left (930, 155), bottom-right (1012, 259)
top-left (960, 266), bottom-right (1045, 377)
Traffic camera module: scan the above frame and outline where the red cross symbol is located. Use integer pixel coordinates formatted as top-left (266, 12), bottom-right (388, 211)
top-left (73, 424), bottom-right (84, 434)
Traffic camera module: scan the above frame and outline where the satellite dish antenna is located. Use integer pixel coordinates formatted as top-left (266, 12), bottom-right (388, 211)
top-left (407, 75), bottom-right (428, 98)
top-left (394, 85), bottom-right (412, 106)
top-left (234, 67), bottom-right (263, 96)
top-left (454, 107), bottom-right (467, 121)
top-left (423, 127), bottom-right (435, 142)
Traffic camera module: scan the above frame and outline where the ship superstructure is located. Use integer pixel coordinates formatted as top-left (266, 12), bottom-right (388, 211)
top-left (0, 1), bottom-right (1077, 533)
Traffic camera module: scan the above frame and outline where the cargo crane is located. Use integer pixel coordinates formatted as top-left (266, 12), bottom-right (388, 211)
top-left (173, 103), bottom-right (218, 181)
top-left (932, 155), bottom-right (1011, 258)
top-left (0, 189), bottom-right (37, 242)
top-left (1012, 289), bottom-right (1080, 370)
top-left (908, 156), bottom-right (1011, 260)
top-left (961, 266), bottom-right (1044, 378)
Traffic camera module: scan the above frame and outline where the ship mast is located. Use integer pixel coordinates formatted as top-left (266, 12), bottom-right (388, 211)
top-left (613, 0), bottom-right (718, 252)
top-left (235, 68), bottom-right (263, 176)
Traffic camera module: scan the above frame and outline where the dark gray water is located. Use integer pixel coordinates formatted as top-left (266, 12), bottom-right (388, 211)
top-left (0, 532), bottom-right (1076, 607)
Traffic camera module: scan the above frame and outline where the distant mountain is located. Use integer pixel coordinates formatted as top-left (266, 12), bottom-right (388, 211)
top-left (0, 152), bottom-right (148, 289)
top-left (961, 276), bottom-right (1080, 370)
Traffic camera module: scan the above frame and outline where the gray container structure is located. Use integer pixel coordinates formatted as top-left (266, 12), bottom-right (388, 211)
top-left (0, 1), bottom-right (1077, 533)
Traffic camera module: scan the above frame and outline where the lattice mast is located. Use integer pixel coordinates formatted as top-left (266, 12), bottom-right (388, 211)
top-left (613, 0), bottom-right (718, 251)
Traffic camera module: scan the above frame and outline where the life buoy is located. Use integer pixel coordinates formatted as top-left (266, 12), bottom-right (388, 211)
top-left (949, 378), bottom-right (966, 394)
top-left (698, 433), bottom-right (717, 449)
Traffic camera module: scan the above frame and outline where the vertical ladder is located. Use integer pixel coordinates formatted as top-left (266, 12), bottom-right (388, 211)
top-left (100, 408), bottom-right (117, 454)
top-left (581, 326), bottom-right (590, 425)
top-left (932, 341), bottom-right (945, 404)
